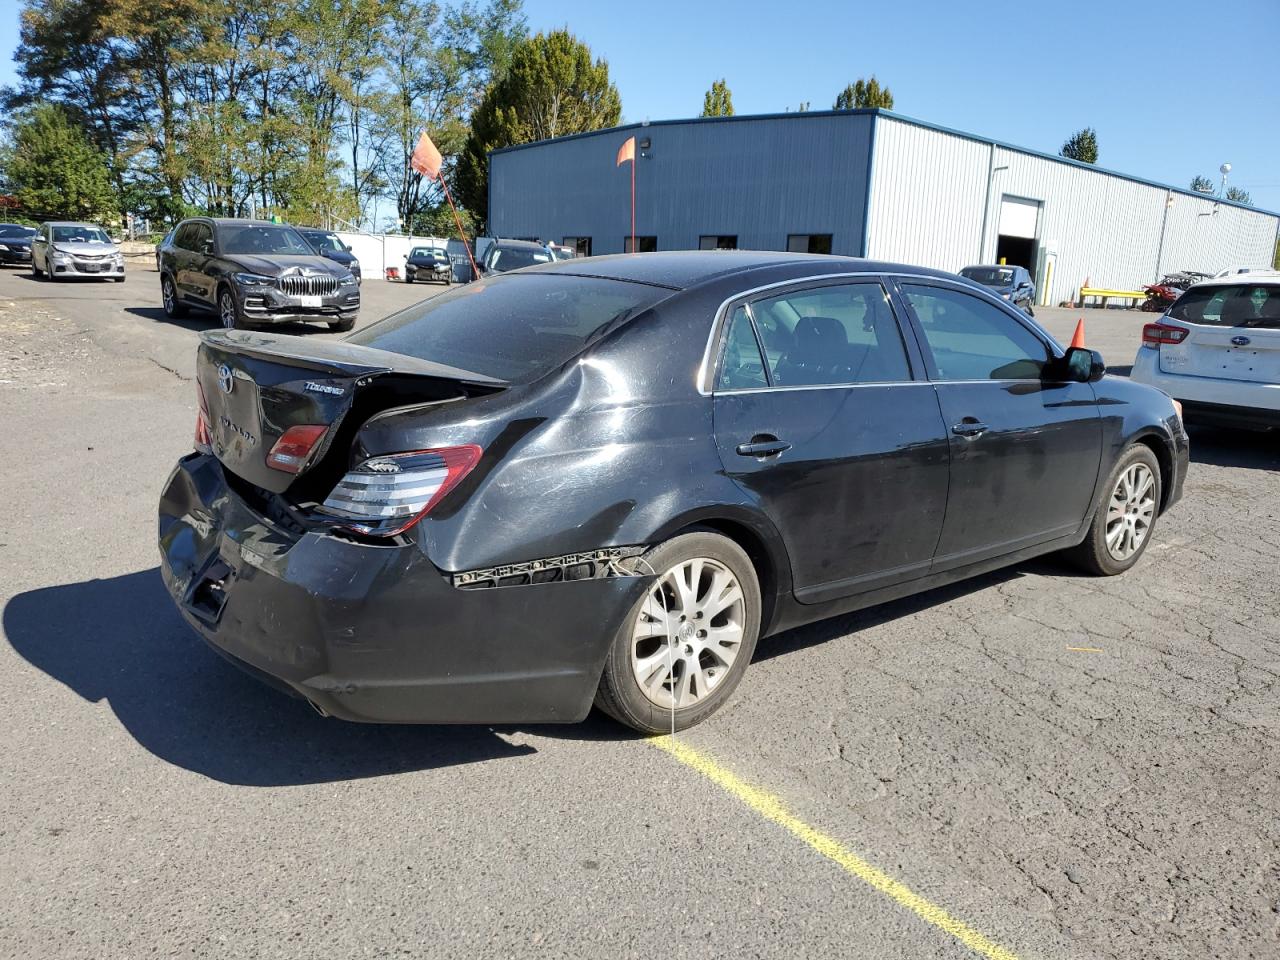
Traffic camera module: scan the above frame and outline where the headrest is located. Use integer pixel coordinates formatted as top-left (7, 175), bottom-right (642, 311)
top-left (794, 316), bottom-right (846, 351)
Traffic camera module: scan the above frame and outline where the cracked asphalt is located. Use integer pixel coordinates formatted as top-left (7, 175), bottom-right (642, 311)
top-left (1, 268), bottom-right (1277, 959)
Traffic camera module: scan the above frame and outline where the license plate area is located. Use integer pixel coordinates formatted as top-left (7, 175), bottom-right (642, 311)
top-left (298, 295), bottom-right (322, 308)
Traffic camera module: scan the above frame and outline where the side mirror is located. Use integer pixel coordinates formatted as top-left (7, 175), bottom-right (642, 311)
top-left (1060, 346), bottom-right (1106, 383)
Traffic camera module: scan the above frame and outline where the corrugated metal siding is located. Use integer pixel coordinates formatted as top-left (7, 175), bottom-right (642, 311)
top-left (490, 114), bottom-right (874, 256)
top-left (869, 116), bottom-right (1279, 304)
top-left (865, 120), bottom-right (990, 271)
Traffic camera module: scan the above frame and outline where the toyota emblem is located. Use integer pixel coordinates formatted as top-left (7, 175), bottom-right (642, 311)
top-left (217, 363), bottom-right (234, 394)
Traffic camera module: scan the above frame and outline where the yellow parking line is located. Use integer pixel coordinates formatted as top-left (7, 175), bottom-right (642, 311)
top-left (649, 735), bottom-right (1020, 960)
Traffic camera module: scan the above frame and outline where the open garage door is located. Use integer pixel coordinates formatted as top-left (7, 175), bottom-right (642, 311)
top-left (996, 196), bottom-right (1041, 277)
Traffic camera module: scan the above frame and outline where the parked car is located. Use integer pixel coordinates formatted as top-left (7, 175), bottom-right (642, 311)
top-left (404, 245), bottom-right (452, 284)
top-left (296, 227), bottom-right (361, 282)
top-left (479, 238), bottom-right (553, 275)
top-left (959, 264), bottom-right (1036, 314)
top-left (547, 242), bottom-right (577, 261)
top-left (1132, 276), bottom-right (1280, 430)
top-left (0, 223), bottom-right (37, 266)
top-left (30, 222), bottom-right (125, 281)
top-left (158, 251), bottom-right (1187, 734)
top-left (157, 218), bottom-right (360, 331)
top-left (156, 227), bottom-right (176, 272)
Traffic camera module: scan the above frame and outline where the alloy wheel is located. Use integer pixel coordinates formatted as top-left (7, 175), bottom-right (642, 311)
top-left (219, 291), bottom-right (236, 329)
top-left (162, 278), bottom-right (175, 314)
top-left (1105, 462), bottom-right (1155, 561)
top-left (630, 557), bottom-right (745, 709)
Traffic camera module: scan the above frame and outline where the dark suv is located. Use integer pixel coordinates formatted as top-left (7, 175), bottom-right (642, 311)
top-left (158, 218), bottom-right (360, 331)
top-left (296, 227), bottom-right (361, 282)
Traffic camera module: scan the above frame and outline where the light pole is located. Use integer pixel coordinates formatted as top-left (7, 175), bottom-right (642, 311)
top-left (1219, 162), bottom-right (1232, 198)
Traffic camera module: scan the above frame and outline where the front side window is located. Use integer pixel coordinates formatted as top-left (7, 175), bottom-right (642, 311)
top-left (1169, 284), bottom-right (1280, 329)
top-left (623, 236), bottom-right (657, 253)
top-left (901, 284), bottom-right (1049, 380)
top-left (217, 224), bottom-right (312, 256)
top-left (742, 282), bottom-right (912, 387)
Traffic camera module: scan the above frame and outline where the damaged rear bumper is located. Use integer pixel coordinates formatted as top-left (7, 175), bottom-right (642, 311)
top-left (158, 454), bottom-right (650, 724)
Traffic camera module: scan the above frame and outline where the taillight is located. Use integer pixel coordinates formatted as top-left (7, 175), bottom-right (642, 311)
top-left (195, 381), bottom-right (212, 454)
top-left (1142, 322), bottom-right (1188, 346)
top-left (266, 425), bottom-right (328, 473)
top-left (318, 445), bottom-right (482, 537)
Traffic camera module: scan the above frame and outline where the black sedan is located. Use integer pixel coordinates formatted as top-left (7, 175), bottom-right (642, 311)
top-left (0, 223), bottom-right (37, 265)
top-left (158, 252), bottom-right (1188, 733)
top-left (404, 245), bottom-right (451, 284)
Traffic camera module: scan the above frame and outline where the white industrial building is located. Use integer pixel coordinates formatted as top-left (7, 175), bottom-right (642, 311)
top-left (490, 109), bottom-right (1279, 306)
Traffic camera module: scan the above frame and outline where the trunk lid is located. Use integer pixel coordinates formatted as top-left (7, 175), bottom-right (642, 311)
top-left (1159, 321), bottom-right (1280, 383)
top-left (197, 330), bottom-right (505, 494)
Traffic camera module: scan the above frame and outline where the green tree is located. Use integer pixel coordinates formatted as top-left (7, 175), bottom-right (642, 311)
top-left (1225, 186), bottom-right (1251, 205)
top-left (700, 78), bottom-right (734, 117)
top-left (1060, 127), bottom-right (1098, 164)
top-left (833, 76), bottom-right (893, 110)
top-left (1189, 175), bottom-right (1214, 193)
top-left (456, 29), bottom-right (620, 227)
top-left (3, 103), bottom-right (117, 219)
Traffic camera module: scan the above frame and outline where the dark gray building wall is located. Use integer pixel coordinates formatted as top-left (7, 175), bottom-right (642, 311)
top-left (489, 113), bottom-right (875, 256)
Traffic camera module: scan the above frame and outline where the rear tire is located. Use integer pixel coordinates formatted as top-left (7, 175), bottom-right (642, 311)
top-left (405, 275), bottom-right (414, 284)
top-left (1066, 444), bottom-right (1162, 576)
top-left (161, 275), bottom-right (188, 318)
top-left (595, 531), bottom-right (761, 734)
top-left (328, 317), bottom-right (356, 333)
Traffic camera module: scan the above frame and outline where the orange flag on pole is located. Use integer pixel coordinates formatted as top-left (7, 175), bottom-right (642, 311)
top-left (616, 136), bottom-right (635, 166)
top-left (411, 131), bottom-right (443, 180)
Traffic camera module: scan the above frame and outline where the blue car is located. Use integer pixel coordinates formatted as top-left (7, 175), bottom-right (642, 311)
top-left (960, 264), bottom-right (1036, 315)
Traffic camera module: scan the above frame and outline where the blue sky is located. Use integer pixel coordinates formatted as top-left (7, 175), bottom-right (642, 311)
top-left (4, 0), bottom-right (1278, 210)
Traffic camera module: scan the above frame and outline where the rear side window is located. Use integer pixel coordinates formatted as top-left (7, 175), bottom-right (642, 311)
top-left (347, 274), bottom-right (668, 383)
top-left (1169, 284), bottom-right (1280, 329)
top-left (749, 282), bottom-right (912, 386)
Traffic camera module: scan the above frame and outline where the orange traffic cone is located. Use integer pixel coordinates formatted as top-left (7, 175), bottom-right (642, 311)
top-left (1070, 319), bottom-right (1086, 349)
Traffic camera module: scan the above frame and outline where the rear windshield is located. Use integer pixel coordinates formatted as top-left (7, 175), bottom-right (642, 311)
top-left (1169, 284), bottom-right (1280, 329)
top-left (347, 273), bottom-right (668, 383)
top-left (961, 267), bottom-right (1014, 286)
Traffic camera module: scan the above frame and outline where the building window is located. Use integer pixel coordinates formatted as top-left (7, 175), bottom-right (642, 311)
top-left (624, 236), bottom-right (657, 253)
top-left (699, 235), bottom-right (738, 250)
top-left (563, 236), bottom-right (592, 257)
top-left (787, 234), bottom-right (833, 255)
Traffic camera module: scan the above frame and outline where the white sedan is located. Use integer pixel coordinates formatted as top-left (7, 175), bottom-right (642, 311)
top-left (1131, 275), bottom-right (1280, 430)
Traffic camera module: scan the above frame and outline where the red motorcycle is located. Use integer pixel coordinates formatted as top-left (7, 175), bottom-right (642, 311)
top-left (1141, 281), bottom-right (1181, 312)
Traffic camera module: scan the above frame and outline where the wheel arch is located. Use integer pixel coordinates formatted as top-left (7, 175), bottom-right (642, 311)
top-left (1130, 430), bottom-right (1176, 513)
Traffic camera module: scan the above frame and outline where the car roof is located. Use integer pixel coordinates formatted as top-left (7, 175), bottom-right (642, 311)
top-left (1190, 272), bottom-right (1280, 289)
top-left (961, 264), bottom-right (1017, 270)
top-left (490, 238), bottom-right (549, 250)
top-left (533, 250), bottom-right (958, 291)
top-left (46, 221), bottom-right (107, 227)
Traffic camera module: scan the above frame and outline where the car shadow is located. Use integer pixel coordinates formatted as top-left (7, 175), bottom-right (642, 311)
top-left (0, 569), bottom-right (616, 786)
top-left (123, 306), bottom-right (327, 337)
top-left (753, 565), bottom-right (1028, 663)
top-left (1187, 424), bottom-right (1279, 470)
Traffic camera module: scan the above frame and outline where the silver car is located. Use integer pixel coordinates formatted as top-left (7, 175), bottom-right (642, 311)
top-left (30, 221), bottom-right (125, 282)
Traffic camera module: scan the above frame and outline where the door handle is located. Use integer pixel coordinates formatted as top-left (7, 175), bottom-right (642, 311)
top-left (952, 420), bottom-right (988, 438)
top-left (736, 436), bottom-right (791, 458)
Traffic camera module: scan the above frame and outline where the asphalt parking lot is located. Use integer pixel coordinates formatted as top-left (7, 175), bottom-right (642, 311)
top-left (1, 266), bottom-right (1278, 960)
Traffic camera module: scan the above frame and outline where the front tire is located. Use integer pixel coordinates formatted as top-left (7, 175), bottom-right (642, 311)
top-left (161, 275), bottom-right (188, 318)
top-left (595, 532), bottom-right (761, 734)
top-left (1067, 444), bottom-right (1162, 576)
top-left (218, 286), bottom-right (244, 330)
